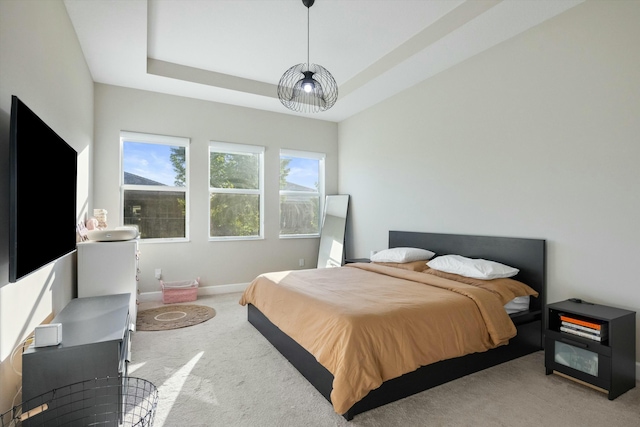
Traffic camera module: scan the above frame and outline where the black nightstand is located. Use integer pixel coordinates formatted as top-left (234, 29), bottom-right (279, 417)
top-left (545, 299), bottom-right (636, 400)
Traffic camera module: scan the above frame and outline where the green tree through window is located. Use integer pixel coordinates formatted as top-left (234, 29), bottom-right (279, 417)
top-left (209, 143), bottom-right (264, 238)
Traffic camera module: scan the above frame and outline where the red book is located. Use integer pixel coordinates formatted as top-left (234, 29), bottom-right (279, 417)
top-left (560, 315), bottom-right (602, 330)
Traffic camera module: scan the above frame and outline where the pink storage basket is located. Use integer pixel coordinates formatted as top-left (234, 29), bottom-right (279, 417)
top-left (161, 277), bottom-right (199, 304)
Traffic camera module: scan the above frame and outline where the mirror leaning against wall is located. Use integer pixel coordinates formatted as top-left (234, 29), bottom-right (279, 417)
top-left (317, 195), bottom-right (350, 268)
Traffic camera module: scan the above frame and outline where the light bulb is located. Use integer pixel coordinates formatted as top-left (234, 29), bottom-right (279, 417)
top-left (303, 81), bottom-right (314, 93)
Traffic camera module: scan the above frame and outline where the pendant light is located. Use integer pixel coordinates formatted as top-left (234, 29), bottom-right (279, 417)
top-left (277, 0), bottom-right (338, 113)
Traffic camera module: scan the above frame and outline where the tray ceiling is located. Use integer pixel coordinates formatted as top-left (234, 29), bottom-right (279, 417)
top-left (64, 0), bottom-right (583, 122)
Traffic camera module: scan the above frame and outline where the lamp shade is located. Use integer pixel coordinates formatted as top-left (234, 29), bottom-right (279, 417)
top-left (278, 63), bottom-right (338, 113)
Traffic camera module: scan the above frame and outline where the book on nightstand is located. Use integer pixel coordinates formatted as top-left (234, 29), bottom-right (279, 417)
top-left (559, 314), bottom-right (608, 341)
top-left (560, 325), bottom-right (602, 341)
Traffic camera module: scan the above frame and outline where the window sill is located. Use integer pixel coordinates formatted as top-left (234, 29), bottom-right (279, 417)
top-left (208, 236), bottom-right (265, 242)
top-left (279, 234), bottom-right (320, 240)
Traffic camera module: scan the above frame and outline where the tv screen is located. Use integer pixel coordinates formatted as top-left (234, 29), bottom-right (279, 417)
top-left (9, 96), bottom-right (78, 282)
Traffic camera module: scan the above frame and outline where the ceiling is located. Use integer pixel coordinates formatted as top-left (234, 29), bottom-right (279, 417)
top-left (63, 0), bottom-right (583, 123)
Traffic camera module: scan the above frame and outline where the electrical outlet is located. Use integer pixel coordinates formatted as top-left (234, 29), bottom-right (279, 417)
top-left (155, 268), bottom-right (162, 279)
top-left (299, 258), bottom-right (305, 267)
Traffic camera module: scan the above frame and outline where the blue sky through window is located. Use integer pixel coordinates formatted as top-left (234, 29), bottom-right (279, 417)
top-left (124, 141), bottom-right (318, 189)
top-left (283, 156), bottom-right (319, 190)
top-left (123, 141), bottom-right (180, 186)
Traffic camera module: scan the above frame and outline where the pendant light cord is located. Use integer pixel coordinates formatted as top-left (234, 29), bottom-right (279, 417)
top-left (307, 6), bottom-right (310, 69)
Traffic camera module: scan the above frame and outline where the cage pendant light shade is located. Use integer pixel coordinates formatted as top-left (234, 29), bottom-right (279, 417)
top-left (277, 0), bottom-right (338, 113)
top-left (278, 63), bottom-right (338, 113)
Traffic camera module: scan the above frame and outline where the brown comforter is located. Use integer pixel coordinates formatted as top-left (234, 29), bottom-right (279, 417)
top-left (239, 263), bottom-right (519, 415)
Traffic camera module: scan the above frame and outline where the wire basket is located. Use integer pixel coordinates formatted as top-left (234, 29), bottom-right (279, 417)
top-left (1, 377), bottom-right (158, 427)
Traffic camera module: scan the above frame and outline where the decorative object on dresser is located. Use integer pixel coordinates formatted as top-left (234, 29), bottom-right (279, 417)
top-left (77, 239), bottom-right (140, 324)
top-left (545, 299), bottom-right (636, 400)
top-left (85, 226), bottom-right (139, 242)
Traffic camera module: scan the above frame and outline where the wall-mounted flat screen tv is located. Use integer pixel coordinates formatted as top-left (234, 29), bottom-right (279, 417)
top-left (9, 96), bottom-right (78, 282)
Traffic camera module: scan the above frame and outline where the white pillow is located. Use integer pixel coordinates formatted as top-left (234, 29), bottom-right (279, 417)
top-left (504, 296), bottom-right (530, 314)
top-left (370, 247), bottom-right (435, 263)
top-left (426, 254), bottom-right (519, 280)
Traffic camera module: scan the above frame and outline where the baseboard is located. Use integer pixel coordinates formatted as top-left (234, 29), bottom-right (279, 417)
top-left (138, 282), bottom-right (249, 302)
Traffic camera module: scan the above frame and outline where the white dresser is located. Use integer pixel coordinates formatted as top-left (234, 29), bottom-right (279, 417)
top-left (77, 240), bottom-right (139, 324)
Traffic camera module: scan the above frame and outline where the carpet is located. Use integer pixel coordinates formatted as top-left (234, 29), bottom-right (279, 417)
top-left (131, 294), bottom-right (640, 426)
top-left (136, 304), bottom-right (216, 331)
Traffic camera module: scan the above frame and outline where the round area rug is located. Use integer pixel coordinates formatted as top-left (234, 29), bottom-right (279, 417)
top-left (136, 305), bottom-right (216, 331)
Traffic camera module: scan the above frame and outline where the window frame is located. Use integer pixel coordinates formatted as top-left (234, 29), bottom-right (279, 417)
top-left (208, 141), bottom-right (265, 241)
top-left (120, 131), bottom-right (190, 243)
top-left (279, 148), bottom-right (326, 239)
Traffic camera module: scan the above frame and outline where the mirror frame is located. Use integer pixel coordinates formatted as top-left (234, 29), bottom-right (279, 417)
top-left (317, 195), bottom-right (349, 268)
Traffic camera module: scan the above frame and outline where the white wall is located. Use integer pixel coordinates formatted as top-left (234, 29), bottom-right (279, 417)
top-left (2, 1), bottom-right (636, 410)
top-left (339, 1), bottom-right (640, 362)
top-left (93, 84), bottom-right (338, 294)
top-left (0, 0), bottom-right (93, 412)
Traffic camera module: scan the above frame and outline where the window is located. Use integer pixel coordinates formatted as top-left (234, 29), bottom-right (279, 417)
top-left (121, 132), bottom-right (189, 241)
top-left (280, 149), bottom-right (325, 237)
top-left (209, 142), bottom-right (264, 239)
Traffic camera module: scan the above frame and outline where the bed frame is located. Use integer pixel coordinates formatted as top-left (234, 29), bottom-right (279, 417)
top-left (247, 231), bottom-right (546, 420)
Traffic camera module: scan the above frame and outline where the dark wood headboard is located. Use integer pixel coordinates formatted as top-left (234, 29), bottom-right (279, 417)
top-left (389, 231), bottom-right (546, 314)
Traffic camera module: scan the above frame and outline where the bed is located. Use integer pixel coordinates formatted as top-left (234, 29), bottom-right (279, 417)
top-left (240, 231), bottom-right (546, 420)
